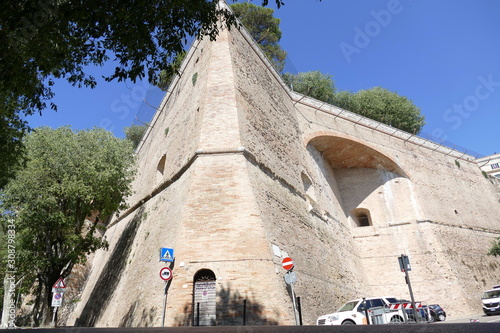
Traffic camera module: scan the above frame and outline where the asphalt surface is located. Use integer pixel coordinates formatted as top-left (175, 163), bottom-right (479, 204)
top-left (2, 324), bottom-right (500, 332)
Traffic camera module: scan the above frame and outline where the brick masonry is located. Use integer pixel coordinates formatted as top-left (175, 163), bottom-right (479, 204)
top-left (67, 11), bottom-right (500, 327)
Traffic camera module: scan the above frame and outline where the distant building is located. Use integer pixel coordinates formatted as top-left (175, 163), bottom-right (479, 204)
top-left (477, 153), bottom-right (500, 178)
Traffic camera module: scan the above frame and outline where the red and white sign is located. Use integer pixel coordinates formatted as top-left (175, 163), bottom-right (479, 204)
top-left (389, 302), bottom-right (422, 310)
top-left (282, 257), bottom-right (294, 271)
top-left (52, 277), bottom-right (66, 289)
top-left (160, 267), bottom-right (173, 281)
top-left (52, 277), bottom-right (66, 293)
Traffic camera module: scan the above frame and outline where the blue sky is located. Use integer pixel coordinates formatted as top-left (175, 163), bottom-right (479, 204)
top-left (27, 0), bottom-right (500, 157)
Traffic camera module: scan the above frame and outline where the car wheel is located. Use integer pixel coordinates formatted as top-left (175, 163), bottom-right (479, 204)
top-left (437, 314), bottom-right (446, 321)
top-left (390, 316), bottom-right (404, 324)
top-left (341, 320), bottom-right (355, 325)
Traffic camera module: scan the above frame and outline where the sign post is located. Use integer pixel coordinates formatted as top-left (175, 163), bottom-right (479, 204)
top-left (160, 267), bottom-right (173, 327)
top-left (282, 257), bottom-right (299, 325)
top-left (398, 254), bottom-right (419, 322)
top-left (51, 277), bottom-right (66, 327)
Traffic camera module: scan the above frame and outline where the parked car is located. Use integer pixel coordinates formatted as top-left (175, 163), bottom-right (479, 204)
top-left (417, 304), bottom-right (446, 322)
top-left (395, 300), bottom-right (446, 323)
top-left (316, 297), bottom-right (402, 325)
top-left (482, 285), bottom-right (500, 315)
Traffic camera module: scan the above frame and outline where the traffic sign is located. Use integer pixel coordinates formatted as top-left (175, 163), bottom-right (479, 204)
top-left (160, 248), bottom-right (174, 262)
top-left (52, 277), bottom-right (66, 293)
top-left (398, 254), bottom-right (411, 272)
top-left (282, 257), bottom-right (294, 271)
top-left (284, 271), bottom-right (297, 285)
top-left (159, 267), bottom-right (173, 281)
top-left (51, 292), bottom-right (63, 307)
top-left (52, 277), bottom-right (66, 289)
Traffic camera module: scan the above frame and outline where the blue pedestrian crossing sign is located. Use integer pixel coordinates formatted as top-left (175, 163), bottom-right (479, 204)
top-left (160, 247), bottom-right (174, 262)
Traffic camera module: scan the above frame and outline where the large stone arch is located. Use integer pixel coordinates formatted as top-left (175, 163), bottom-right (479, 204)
top-left (306, 133), bottom-right (421, 228)
top-left (307, 134), bottom-right (408, 179)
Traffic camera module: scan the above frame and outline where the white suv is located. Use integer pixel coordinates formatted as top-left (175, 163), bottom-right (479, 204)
top-left (316, 296), bottom-right (401, 325)
top-left (482, 285), bottom-right (500, 315)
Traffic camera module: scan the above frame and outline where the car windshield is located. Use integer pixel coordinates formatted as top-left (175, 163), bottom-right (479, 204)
top-left (337, 301), bottom-right (358, 312)
top-left (482, 290), bottom-right (500, 299)
top-left (386, 298), bottom-right (398, 304)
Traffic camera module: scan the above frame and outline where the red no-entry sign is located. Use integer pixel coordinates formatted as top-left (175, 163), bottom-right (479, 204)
top-left (159, 267), bottom-right (173, 281)
top-left (282, 257), bottom-right (294, 271)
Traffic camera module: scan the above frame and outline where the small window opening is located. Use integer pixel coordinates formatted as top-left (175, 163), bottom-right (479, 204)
top-left (351, 208), bottom-right (372, 227)
top-left (357, 213), bottom-right (370, 227)
top-left (157, 154), bottom-right (166, 175)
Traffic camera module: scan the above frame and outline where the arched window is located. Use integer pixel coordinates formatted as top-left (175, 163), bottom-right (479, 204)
top-left (193, 269), bottom-right (216, 326)
top-left (351, 208), bottom-right (372, 227)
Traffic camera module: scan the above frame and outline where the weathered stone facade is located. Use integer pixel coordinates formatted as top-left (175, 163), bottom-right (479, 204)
top-left (68, 6), bottom-right (500, 327)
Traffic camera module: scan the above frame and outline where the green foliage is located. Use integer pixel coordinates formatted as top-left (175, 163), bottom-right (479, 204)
top-left (348, 87), bottom-right (425, 134)
top-left (157, 52), bottom-right (187, 91)
top-left (283, 71), bottom-right (336, 103)
top-left (0, 1), bottom-right (285, 190)
top-left (488, 237), bottom-right (500, 257)
top-left (285, 71), bottom-right (425, 134)
top-left (192, 72), bottom-right (198, 86)
top-left (124, 124), bottom-right (148, 149)
top-left (0, 108), bottom-right (28, 189)
top-left (231, 2), bottom-right (287, 72)
top-left (0, 126), bottom-right (136, 325)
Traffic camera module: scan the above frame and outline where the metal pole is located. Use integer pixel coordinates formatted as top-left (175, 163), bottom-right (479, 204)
top-left (161, 281), bottom-right (167, 327)
top-left (297, 296), bottom-right (303, 325)
top-left (243, 299), bottom-right (247, 326)
top-left (405, 269), bottom-right (419, 322)
top-left (288, 272), bottom-right (299, 325)
top-left (363, 298), bottom-right (370, 325)
top-left (51, 307), bottom-right (57, 327)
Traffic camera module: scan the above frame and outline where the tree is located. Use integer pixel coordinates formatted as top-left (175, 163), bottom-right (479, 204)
top-left (488, 238), bottom-right (500, 257)
top-left (284, 71), bottom-right (425, 134)
top-left (231, 2), bottom-right (287, 72)
top-left (282, 71), bottom-right (336, 103)
top-left (0, 110), bottom-right (28, 189)
top-left (0, 126), bottom-right (136, 325)
top-left (157, 51), bottom-right (187, 91)
top-left (335, 87), bottom-right (425, 134)
top-left (124, 124), bottom-right (148, 149)
top-left (0, 0), bottom-right (285, 189)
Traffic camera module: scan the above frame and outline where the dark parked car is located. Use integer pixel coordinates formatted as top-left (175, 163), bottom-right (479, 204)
top-left (419, 304), bottom-right (447, 322)
top-left (405, 303), bottom-right (446, 322)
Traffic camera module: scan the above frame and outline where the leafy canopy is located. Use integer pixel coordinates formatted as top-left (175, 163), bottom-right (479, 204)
top-left (0, 126), bottom-right (135, 324)
top-left (284, 71), bottom-right (425, 134)
top-left (282, 71), bottom-right (336, 103)
top-left (124, 124), bottom-right (148, 149)
top-left (231, 2), bottom-right (287, 72)
top-left (333, 87), bottom-right (425, 134)
top-left (0, 0), bottom-right (285, 189)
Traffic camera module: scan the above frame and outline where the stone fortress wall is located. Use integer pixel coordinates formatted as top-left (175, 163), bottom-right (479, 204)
top-left (67, 3), bottom-right (500, 327)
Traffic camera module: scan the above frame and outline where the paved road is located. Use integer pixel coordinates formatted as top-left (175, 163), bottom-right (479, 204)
top-left (2, 323), bottom-right (500, 333)
top-left (441, 313), bottom-right (500, 324)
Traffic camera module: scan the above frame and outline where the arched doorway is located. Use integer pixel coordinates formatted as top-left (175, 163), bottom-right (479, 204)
top-left (193, 269), bottom-right (216, 326)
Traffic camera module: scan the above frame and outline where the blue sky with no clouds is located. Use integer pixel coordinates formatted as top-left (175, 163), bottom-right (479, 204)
top-left (27, 0), bottom-right (500, 157)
